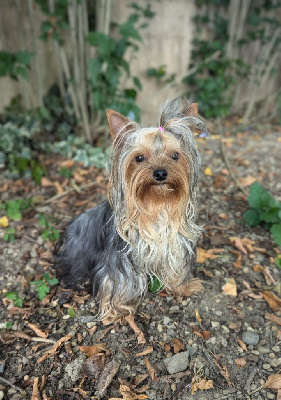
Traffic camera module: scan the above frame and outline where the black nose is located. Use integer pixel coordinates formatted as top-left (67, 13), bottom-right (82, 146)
top-left (153, 169), bottom-right (168, 182)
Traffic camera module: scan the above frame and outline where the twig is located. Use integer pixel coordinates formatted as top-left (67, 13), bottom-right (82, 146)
top-left (45, 181), bottom-right (98, 204)
top-left (0, 376), bottom-right (25, 393)
top-left (244, 366), bottom-right (258, 392)
top-left (30, 337), bottom-right (57, 343)
top-left (218, 118), bottom-right (249, 197)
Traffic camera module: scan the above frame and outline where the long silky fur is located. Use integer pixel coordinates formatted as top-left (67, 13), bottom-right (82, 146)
top-left (56, 97), bottom-right (208, 320)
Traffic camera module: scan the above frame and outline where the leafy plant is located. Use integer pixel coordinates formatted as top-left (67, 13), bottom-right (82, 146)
top-left (243, 182), bottom-right (281, 247)
top-left (0, 50), bottom-right (33, 80)
top-left (39, 214), bottom-right (60, 242)
top-left (87, 3), bottom-right (155, 122)
top-left (68, 307), bottom-right (76, 318)
top-left (0, 198), bottom-right (31, 221)
top-left (148, 276), bottom-right (164, 293)
top-left (6, 321), bottom-right (13, 329)
top-left (276, 255), bottom-right (281, 269)
top-left (31, 272), bottom-right (59, 301)
top-left (3, 227), bottom-right (16, 242)
top-left (4, 291), bottom-right (23, 308)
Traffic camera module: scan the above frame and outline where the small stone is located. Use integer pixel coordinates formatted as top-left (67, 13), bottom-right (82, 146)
top-left (164, 351), bottom-right (190, 374)
top-left (266, 392), bottom-right (276, 399)
top-left (242, 331), bottom-right (259, 346)
top-left (262, 363), bottom-right (271, 370)
top-left (163, 316), bottom-right (171, 325)
top-left (257, 346), bottom-right (270, 354)
top-left (170, 306), bottom-right (180, 312)
top-left (157, 324), bottom-right (163, 333)
top-left (272, 346), bottom-right (280, 352)
top-left (0, 391), bottom-right (4, 400)
top-left (211, 321), bottom-right (219, 328)
top-left (269, 358), bottom-right (281, 368)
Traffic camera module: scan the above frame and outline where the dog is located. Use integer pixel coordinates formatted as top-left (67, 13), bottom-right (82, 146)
top-left (55, 98), bottom-right (208, 324)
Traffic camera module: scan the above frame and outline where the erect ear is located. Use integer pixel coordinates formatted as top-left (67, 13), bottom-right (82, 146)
top-left (185, 103), bottom-right (198, 118)
top-left (106, 109), bottom-right (137, 138)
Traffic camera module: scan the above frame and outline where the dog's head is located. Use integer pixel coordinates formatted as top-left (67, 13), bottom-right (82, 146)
top-left (106, 98), bottom-right (208, 242)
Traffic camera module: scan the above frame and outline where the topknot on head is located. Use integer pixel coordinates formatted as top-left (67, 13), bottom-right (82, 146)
top-left (159, 97), bottom-right (209, 138)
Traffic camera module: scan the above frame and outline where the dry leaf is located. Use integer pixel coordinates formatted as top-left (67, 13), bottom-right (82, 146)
top-left (253, 264), bottom-right (276, 285)
top-left (230, 250), bottom-right (242, 269)
top-left (116, 384), bottom-right (149, 399)
top-left (238, 176), bottom-right (256, 187)
top-left (264, 374), bottom-right (281, 390)
top-left (144, 356), bottom-right (156, 381)
top-left (191, 375), bottom-right (214, 394)
top-left (37, 333), bottom-right (72, 363)
top-left (27, 323), bottom-right (49, 339)
top-left (79, 343), bottom-right (107, 358)
top-left (0, 216), bottom-right (9, 228)
top-left (213, 357), bottom-right (232, 386)
top-left (95, 359), bottom-right (120, 397)
top-left (204, 167), bottom-right (213, 176)
top-left (31, 377), bottom-right (42, 400)
top-left (191, 326), bottom-right (211, 340)
top-left (177, 278), bottom-right (204, 297)
top-left (237, 339), bottom-right (247, 352)
top-left (172, 338), bottom-right (185, 354)
top-left (125, 315), bottom-right (146, 344)
top-left (265, 313), bottom-right (281, 326)
top-left (223, 278), bottom-right (237, 296)
top-left (0, 330), bottom-right (31, 344)
top-left (262, 291), bottom-right (281, 311)
top-left (136, 346), bottom-right (153, 357)
top-left (195, 309), bottom-right (202, 323)
top-left (235, 358), bottom-right (246, 368)
top-left (196, 247), bottom-right (224, 263)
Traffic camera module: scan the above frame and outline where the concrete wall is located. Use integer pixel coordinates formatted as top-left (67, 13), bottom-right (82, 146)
top-left (0, 0), bottom-right (195, 124)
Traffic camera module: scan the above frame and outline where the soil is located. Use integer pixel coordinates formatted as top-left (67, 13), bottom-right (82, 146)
top-left (0, 120), bottom-right (281, 400)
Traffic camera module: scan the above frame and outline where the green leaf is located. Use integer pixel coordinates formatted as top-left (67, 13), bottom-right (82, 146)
top-left (276, 255), bottom-right (281, 269)
top-left (15, 51), bottom-right (34, 66)
top-left (119, 21), bottom-right (142, 41)
top-left (148, 276), bottom-right (164, 293)
top-left (14, 298), bottom-right (23, 308)
top-left (271, 223), bottom-right (281, 247)
top-left (44, 273), bottom-right (59, 286)
top-left (248, 181), bottom-right (273, 210)
top-left (133, 76), bottom-right (142, 90)
top-left (6, 321), bottom-right (13, 329)
top-left (68, 307), bottom-right (75, 317)
top-left (4, 291), bottom-right (18, 301)
top-left (15, 65), bottom-right (29, 80)
top-left (260, 209), bottom-right (281, 224)
top-left (243, 209), bottom-right (260, 227)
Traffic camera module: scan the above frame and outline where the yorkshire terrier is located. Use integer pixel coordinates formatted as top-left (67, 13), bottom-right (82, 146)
top-left (56, 98), bottom-right (208, 323)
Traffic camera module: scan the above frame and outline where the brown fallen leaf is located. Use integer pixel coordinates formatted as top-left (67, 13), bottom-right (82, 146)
top-left (125, 315), bottom-right (146, 344)
top-left (196, 247), bottom-right (224, 263)
top-left (27, 323), bottom-right (49, 339)
top-left (177, 278), bottom-right (204, 297)
top-left (191, 375), bottom-right (214, 395)
top-left (95, 359), bottom-right (120, 397)
top-left (237, 339), bottom-right (247, 352)
top-left (264, 374), bottom-right (281, 392)
top-left (229, 237), bottom-right (255, 255)
top-left (235, 358), bottom-right (246, 368)
top-left (37, 333), bottom-right (72, 363)
top-left (0, 330), bottom-right (31, 344)
top-left (195, 309), bottom-right (202, 323)
top-left (191, 326), bottom-right (211, 340)
top-left (79, 343), bottom-right (107, 358)
top-left (144, 356), bottom-right (156, 381)
top-left (136, 346), bottom-right (153, 357)
top-left (223, 278), bottom-right (237, 296)
top-left (262, 291), bottom-right (281, 311)
top-left (81, 354), bottom-right (106, 379)
top-left (265, 313), bottom-right (281, 326)
top-left (213, 357), bottom-right (232, 386)
top-left (238, 176), bottom-right (256, 187)
top-left (253, 264), bottom-right (276, 285)
top-left (230, 250), bottom-right (242, 269)
top-left (110, 384), bottom-right (149, 400)
top-left (172, 338), bottom-right (185, 354)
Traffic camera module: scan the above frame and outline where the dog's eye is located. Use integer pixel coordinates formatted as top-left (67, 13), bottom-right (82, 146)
top-left (135, 155), bottom-right (146, 163)
top-left (171, 152), bottom-right (179, 161)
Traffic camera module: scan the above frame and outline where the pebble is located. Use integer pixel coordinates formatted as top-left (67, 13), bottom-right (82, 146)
top-left (267, 392), bottom-right (276, 399)
top-left (211, 321), bottom-right (219, 328)
top-left (163, 351), bottom-right (190, 374)
top-left (242, 331), bottom-right (259, 346)
top-left (263, 363), bottom-right (272, 370)
top-left (0, 392), bottom-right (3, 400)
top-left (257, 346), bottom-right (270, 354)
top-left (163, 316), bottom-right (171, 325)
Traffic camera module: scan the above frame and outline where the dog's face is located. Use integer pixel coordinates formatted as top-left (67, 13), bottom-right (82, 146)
top-left (123, 129), bottom-right (190, 214)
top-left (106, 99), bottom-right (204, 242)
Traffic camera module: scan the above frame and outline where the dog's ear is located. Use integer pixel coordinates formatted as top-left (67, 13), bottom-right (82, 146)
top-left (185, 103), bottom-right (198, 118)
top-left (106, 109), bottom-right (137, 138)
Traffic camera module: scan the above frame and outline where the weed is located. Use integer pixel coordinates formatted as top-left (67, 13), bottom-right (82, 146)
top-left (39, 214), bottom-right (60, 242)
top-left (4, 291), bottom-right (23, 308)
top-left (31, 272), bottom-right (59, 301)
top-left (243, 182), bottom-right (281, 247)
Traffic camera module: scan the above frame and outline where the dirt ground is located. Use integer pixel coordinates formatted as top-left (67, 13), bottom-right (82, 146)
top-left (0, 121), bottom-right (281, 400)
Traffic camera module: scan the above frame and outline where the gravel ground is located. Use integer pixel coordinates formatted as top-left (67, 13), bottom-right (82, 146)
top-left (0, 121), bottom-right (281, 400)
